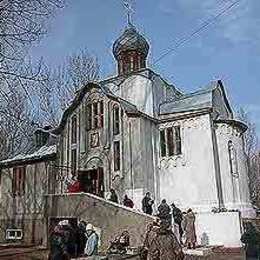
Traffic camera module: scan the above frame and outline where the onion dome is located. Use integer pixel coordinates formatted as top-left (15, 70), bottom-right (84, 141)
top-left (113, 25), bottom-right (149, 59)
top-left (112, 24), bottom-right (150, 76)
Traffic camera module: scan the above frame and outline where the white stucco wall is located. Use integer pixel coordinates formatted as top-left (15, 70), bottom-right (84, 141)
top-left (119, 75), bottom-right (154, 117)
top-left (159, 114), bottom-right (219, 212)
top-left (215, 122), bottom-right (255, 218)
top-left (195, 211), bottom-right (243, 247)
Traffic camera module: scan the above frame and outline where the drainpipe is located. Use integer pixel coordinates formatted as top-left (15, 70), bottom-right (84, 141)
top-left (210, 114), bottom-right (225, 209)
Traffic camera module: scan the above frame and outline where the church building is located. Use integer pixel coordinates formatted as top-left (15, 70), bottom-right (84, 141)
top-left (51, 23), bottom-right (254, 217)
top-left (0, 22), bottom-right (255, 247)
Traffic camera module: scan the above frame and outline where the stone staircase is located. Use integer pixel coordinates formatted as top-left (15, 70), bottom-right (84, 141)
top-left (44, 192), bottom-right (155, 252)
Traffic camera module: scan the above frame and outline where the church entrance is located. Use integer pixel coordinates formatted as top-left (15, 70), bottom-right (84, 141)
top-left (78, 168), bottom-right (104, 198)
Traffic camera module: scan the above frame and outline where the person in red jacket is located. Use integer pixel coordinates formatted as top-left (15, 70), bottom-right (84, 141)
top-left (67, 180), bottom-right (83, 193)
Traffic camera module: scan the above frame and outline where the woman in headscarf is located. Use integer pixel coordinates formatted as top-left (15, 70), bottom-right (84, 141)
top-left (84, 223), bottom-right (99, 256)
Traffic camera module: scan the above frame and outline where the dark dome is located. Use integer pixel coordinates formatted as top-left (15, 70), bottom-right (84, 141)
top-left (113, 25), bottom-right (149, 59)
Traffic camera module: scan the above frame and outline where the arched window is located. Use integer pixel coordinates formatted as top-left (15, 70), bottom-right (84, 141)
top-left (86, 100), bottom-right (104, 130)
top-left (228, 140), bottom-right (238, 176)
top-left (113, 104), bottom-right (120, 135)
top-left (71, 115), bottom-right (77, 144)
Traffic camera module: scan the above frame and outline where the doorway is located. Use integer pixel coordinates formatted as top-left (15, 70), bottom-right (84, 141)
top-left (78, 168), bottom-right (104, 198)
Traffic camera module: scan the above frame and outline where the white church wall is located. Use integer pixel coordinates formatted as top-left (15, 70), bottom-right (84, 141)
top-left (215, 122), bottom-right (255, 218)
top-left (159, 114), bottom-right (219, 213)
top-left (122, 116), bottom-right (158, 210)
top-left (195, 211), bottom-right (242, 247)
top-left (119, 75), bottom-right (154, 117)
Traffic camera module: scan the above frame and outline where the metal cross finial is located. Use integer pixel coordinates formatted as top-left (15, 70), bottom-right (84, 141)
top-left (123, 0), bottom-right (134, 26)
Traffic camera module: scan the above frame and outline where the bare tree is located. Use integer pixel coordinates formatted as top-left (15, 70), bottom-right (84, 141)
top-left (35, 49), bottom-right (100, 126)
top-left (0, 84), bottom-right (37, 160)
top-left (238, 108), bottom-right (260, 207)
top-left (0, 0), bottom-right (65, 101)
top-left (0, 0), bottom-right (65, 159)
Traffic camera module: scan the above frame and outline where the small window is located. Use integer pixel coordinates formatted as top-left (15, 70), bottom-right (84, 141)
top-left (71, 149), bottom-right (77, 176)
top-left (167, 128), bottom-right (174, 156)
top-left (71, 115), bottom-right (77, 144)
top-left (174, 126), bottom-right (182, 155)
top-left (160, 126), bottom-right (182, 158)
top-left (114, 141), bottom-right (120, 171)
top-left (6, 229), bottom-right (23, 240)
top-left (113, 105), bottom-right (120, 135)
top-left (93, 102), bottom-right (99, 129)
top-left (86, 101), bottom-right (104, 130)
top-left (86, 104), bottom-right (92, 130)
top-left (228, 141), bottom-right (238, 176)
top-left (160, 130), bottom-right (166, 157)
top-left (100, 101), bottom-right (104, 128)
top-left (12, 167), bottom-right (26, 196)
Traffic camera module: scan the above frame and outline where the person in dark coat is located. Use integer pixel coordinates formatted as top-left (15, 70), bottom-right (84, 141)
top-left (158, 199), bottom-right (171, 229)
top-left (62, 222), bottom-right (77, 258)
top-left (241, 222), bottom-right (260, 259)
top-left (76, 221), bottom-right (87, 257)
top-left (123, 195), bottom-right (134, 208)
top-left (49, 222), bottom-right (69, 260)
top-left (109, 189), bottom-right (119, 203)
top-left (171, 203), bottom-right (184, 241)
top-left (142, 192), bottom-right (154, 215)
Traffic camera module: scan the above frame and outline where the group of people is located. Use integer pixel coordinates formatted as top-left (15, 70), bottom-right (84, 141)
top-left (108, 190), bottom-right (197, 249)
top-left (107, 189), bottom-right (134, 208)
top-left (48, 220), bottom-right (99, 260)
top-left (142, 193), bottom-right (197, 249)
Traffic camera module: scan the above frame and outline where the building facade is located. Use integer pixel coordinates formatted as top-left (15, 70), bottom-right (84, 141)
top-left (52, 24), bottom-right (254, 218)
top-left (0, 23), bottom-right (255, 245)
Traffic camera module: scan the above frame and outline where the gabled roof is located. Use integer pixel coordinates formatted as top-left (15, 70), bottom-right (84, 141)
top-left (51, 82), bottom-right (143, 135)
top-left (0, 145), bottom-right (56, 168)
top-left (159, 80), bottom-right (232, 116)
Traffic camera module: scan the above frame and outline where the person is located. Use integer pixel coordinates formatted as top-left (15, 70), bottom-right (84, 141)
top-left (142, 222), bottom-right (160, 260)
top-left (158, 199), bottom-right (171, 229)
top-left (123, 194), bottom-right (134, 208)
top-left (118, 230), bottom-right (130, 248)
top-left (85, 223), bottom-right (99, 256)
top-left (75, 220), bottom-right (87, 257)
top-left (171, 203), bottom-right (183, 242)
top-left (108, 189), bottom-right (119, 203)
top-left (62, 220), bottom-right (77, 258)
top-left (182, 208), bottom-right (197, 249)
top-left (143, 220), bottom-right (184, 260)
top-left (241, 222), bottom-right (260, 259)
top-left (107, 230), bottom-right (130, 255)
top-left (48, 221), bottom-right (69, 260)
top-left (142, 192), bottom-right (154, 215)
top-left (155, 224), bottom-right (184, 260)
top-left (67, 179), bottom-right (83, 193)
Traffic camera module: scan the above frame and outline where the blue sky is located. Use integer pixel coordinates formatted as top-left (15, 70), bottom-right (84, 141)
top-left (30, 0), bottom-right (260, 136)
